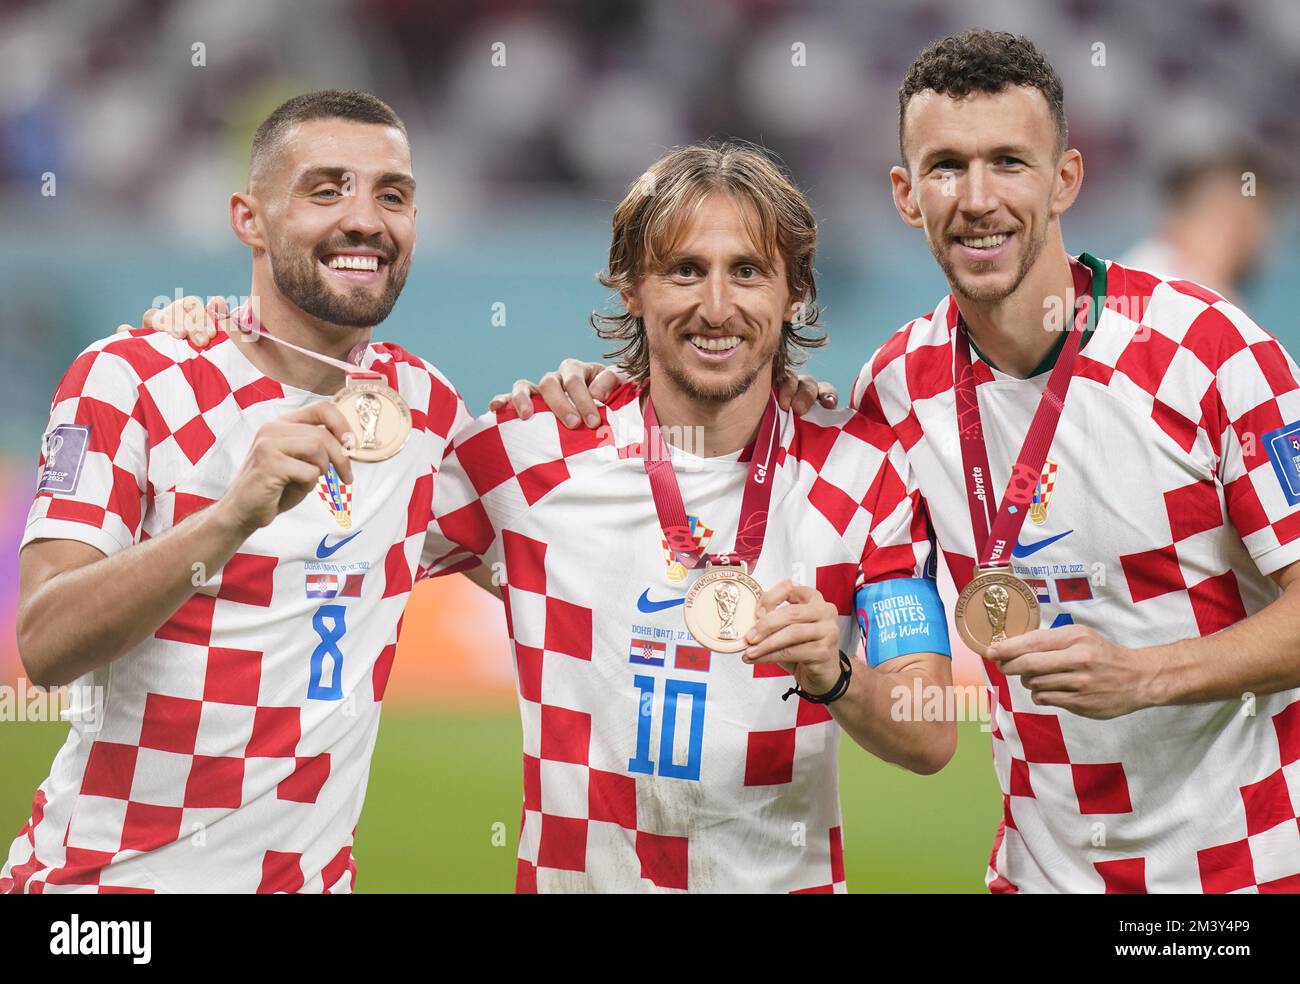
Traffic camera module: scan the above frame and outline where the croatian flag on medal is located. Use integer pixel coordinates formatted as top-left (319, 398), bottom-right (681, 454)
top-left (661, 514), bottom-right (713, 583)
top-left (1029, 460), bottom-right (1058, 525)
top-left (317, 465), bottom-right (353, 528)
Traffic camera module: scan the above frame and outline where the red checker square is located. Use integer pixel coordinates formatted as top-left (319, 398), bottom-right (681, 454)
top-left (203, 647), bottom-right (262, 705)
top-left (830, 825), bottom-right (845, 883)
top-left (257, 850), bottom-right (304, 894)
top-left (171, 491), bottom-right (215, 524)
top-left (1233, 399), bottom-right (1284, 470)
top-left (791, 883), bottom-right (834, 894)
top-left (436, 498), bottom-right (495, 557)
top-left (1114, 328), bottom-right (1179, 396)
top-left (1164, 480), bottom-right (1223, 541)
top-left (1071, 762), bottom-right (1133, 814)
top-left (216, 552), bottom-right (276, 607)
top-left (796, 698), bottom-right (833, 726)
top-left (108, 464), bottom-right (143, 535)
top-left (47, 847), bottom-right (115, 886)
top-left (1240, 769), bottom-right (1295, 836)
top-left (381, 540), bottom-right (413, 599)
top-left (72, 397), bottom-right (129, 457)
top-left (893, 408), bottom-right (924, 450)
top-left (80, 742), bottom-right (138, 800)
top-left (1197, 838), bottom-right (1255, 894)
top-left (1009, 757), bottom-right (1034, 797)
top-left (373, 642), bottom-right (397, 701)
top-left (120, 802), bottom-right (182, 853)
top-left (589, 769), bottom-right (637, 829)
top-left (183, 756), bottom-right (245, 809)
top-left (544, 596), bottom-right (592, 661)
top-left (406, 472), bottom-right (432, 537)
top-left (744, 728), bottom-right (796, 786)
top-left (1119, 544), bottom-right (1186, 603)
top-left (790, 416), bottom-right (841, 472)
top-left (1259, 871), bottom-right (1300, 894)
top-left (139, 693), bottom-right (202, 754)
top-left (178, 357), bottom-right (233, 413)
top-left (522, 754), bottom-right (541, 812)
top-left (1275, 511), bottom-right (1300, 547)
top-left (1274, 700), bottom-right (1300, 767)
top-left (154, 593), bottom-right (216, 646)
top-left (278, 753), bottom-right (331, 804)
top-left (1094, 857), bottom-right (1147, 894)
top-left (503, 530), bottom-right (548, 595)
top-left (459, 426), bottom-right (516, 496)
top-left (1150, 399), bottom-right (1198, 454)
top-left (636, 831), bottom-right (689, 890)
top-left (1012, 712), bottom-right (1071, 764)
top-left (46, 498), bottom-right (107, 528)
top-left (246, 705), bottom-right (301, 758)
top-left (515, 858), bottom-right (538, 894)
top-left (1188, 570), bottom-right (1247, 636)
top-left (518, 458), bottom-right (570, 506)
top-left (808, 476), bottom-right (857, 536)
top-left (536, 814), bottom-right (587, 872)
top-left (1253, 339), bottom-right (1300, 397)
top-left (172, 414), bottom-right (217, 464)
top-left (904, 343), bottom-right (954, 401)
top-left (539, 705), bottom-right (591, 765)
top-left (815, 563), bottom-right (857, 616)
top-left (1224, 476), bottom-right (1269, 538)
top-left (752, 661), bottom-right (791, 679)
top-left (233, 379), bottom-right (277, 409)
top-left (516, 644), bottom-right (543, 703)
top-left (104, 336), bottom-right (174, 380)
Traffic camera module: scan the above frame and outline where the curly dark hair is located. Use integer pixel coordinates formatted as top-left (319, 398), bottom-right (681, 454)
top-left (898, 30), bottom-right (1067, 164)
top-left (591, 139), bottom-right (825, 382)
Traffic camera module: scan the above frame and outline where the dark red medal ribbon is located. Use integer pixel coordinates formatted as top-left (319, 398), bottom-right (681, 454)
top-left (954, 265), bottom-right (1096, 569)
top-left (643, 390), bottom-right (780, 570)
top-left (231, 303), bottom-right (384, 383)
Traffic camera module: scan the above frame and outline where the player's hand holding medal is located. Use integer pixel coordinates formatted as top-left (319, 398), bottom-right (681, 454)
top-left (230, 305), bottom-right (412, 462)
top-left (952, 288), bottom-right (1096, 656)
top-left (643, 392), bottom-right (852, 704)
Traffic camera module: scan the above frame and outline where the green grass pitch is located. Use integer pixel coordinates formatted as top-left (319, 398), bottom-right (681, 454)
top-left (0, 713), bottom-right (999, 892)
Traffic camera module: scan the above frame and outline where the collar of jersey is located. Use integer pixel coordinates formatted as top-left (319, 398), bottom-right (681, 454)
top-left (964, 251), bottom-right (1108, 378)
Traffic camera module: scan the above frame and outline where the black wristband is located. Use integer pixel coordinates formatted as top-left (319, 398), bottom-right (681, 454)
top-left (781, 651), bottom-right (853, 705)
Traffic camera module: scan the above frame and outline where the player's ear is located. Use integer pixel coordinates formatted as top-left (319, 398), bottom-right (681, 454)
top-left (1050, 148), bottom-right (1084, 218)
top-left (621, 288), bottom-right (643, 319)
top-left (230, 191), bottom-right (266, 251)
top-left (890, 165), bottom-right (923, 229)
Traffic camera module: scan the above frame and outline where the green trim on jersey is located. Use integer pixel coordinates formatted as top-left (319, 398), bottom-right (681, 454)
top-left (967, 252), bottom-right (1108, 378)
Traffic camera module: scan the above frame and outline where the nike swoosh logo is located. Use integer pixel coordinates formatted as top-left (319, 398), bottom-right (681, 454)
top-left (316, 530), bottom-right (362, 558)
top-left (637, 589), bottom-right (685, 613)
top-left (1011, 529), bottom-right (1073, 558)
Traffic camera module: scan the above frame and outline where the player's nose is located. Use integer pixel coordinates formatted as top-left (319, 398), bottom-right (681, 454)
top-left (958, 161), bottom-right (1000, 216)
top-left (337, 192), bottom-right (387, 239)
top-left (698, 272), bottom-right (738, 328)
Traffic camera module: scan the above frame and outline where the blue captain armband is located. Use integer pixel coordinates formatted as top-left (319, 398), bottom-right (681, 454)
top-left (855, 577), bottom-right (950, 668)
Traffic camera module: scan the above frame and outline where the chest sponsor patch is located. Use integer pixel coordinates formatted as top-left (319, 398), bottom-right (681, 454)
top-left (37, 424), bottom-right (91, 495)
top-left (1264, 422), bottom-right (1300, 506)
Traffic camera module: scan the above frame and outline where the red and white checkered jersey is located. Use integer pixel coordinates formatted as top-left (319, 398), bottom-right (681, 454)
top-left (1, 328), bottom-right (469, 894)
top-left (423, 382), bottom-right (931, 893)
top-left (853, 257), bottom-right (1300, 894)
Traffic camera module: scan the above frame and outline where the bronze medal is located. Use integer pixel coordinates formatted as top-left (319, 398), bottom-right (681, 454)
top-left (683, 564), bottom-right (764, 654)
top-left (331, 378), bottom-right (411, 462)
top-left (954, 567), bottom-right (1040, 656)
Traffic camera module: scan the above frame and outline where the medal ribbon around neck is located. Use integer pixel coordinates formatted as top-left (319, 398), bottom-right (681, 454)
top-left (231, 304), bottom-right (382, 383)
top-left (230, 304), bottom-right (411, 462)
top-left (642, 389), bottom-right (780, 571)
top-left (953, 263), bottom-right (1098, 569)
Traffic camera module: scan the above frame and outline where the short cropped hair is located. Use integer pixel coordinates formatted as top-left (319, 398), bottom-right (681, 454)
top-left (899, 30), bottom-right (1067, 163)
top-left (248, 89), bottom-right (407, 188)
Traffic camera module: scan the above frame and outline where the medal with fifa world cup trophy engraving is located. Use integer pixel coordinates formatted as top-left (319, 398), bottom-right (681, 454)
top-left (952, 255), bottom-right (1105, 656)
top-left (643, 390), bottom-right (780, 653)
top-left (234, 304), bottom-right (412, 462)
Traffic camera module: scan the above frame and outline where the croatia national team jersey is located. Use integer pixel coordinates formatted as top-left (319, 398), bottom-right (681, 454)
top-left (853, 256), bottom-right (1300, 893)
top-left (1, 328), bottom-right (469, 894)
top-left (422, 382), bottom-right (935, 893)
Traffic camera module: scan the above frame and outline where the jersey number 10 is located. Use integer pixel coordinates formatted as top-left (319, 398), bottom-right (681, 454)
top-left (628, 675), bottom-right (707, 781)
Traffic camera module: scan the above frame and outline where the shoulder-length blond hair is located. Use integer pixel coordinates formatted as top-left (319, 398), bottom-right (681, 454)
top-left (591, 140), bottom-right (825, 380)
